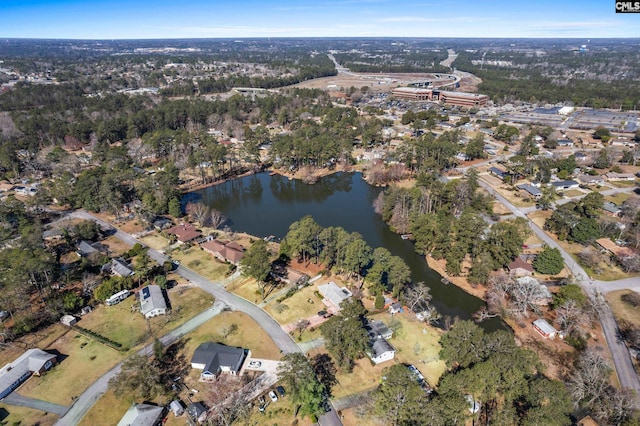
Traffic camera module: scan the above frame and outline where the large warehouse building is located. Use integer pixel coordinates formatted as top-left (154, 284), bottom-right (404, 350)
top-left (391, 87), bottom-right (489, 107)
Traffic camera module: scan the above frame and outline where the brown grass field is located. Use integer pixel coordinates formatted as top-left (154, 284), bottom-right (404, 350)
top-left (0, 404), bottom-right (59, 426)
top-left (19, 331), bottom-right (123, 406)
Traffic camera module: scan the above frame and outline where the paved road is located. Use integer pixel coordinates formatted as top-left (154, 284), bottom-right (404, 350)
top-left (66, 211), bottom-right (343, 426)
top-left (4, 392), bottom-right (69, 416)
top-left (56, 301), bottom-right (228, 426)
top-left (478, 178), bottom-right (640, 392)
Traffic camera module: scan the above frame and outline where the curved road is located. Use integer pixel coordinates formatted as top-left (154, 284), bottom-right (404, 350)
top-left (62, 211), bottom-right (342, 426)
top-left (477, 179), bottom-right (640, 392)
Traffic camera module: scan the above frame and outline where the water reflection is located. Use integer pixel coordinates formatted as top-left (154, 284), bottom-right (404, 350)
top-left (189, 172), bottom-right (504, 331)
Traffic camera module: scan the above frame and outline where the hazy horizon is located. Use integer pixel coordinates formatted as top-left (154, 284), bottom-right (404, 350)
top-left (1, 0), bottom-right (639, 40)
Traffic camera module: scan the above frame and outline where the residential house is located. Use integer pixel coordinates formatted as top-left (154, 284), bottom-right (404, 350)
top-left (516, 184), bottom-right (542, 199)
top-left (201, 239), bottom-right (245, 265)
top-left (368, 339), bottom-right (396, 364)
top-left (603, 202), bottom-right (622, 217)
top-left (152, 217), bottom-right (173, 230)
top-left (550, 180), bottom-right (579, 190)
top-left (140, 285), bottom-right (168, 319)
top-left (577, 416), bottom-right (600, 426)
top-left (318, 282), bottom-right (352, 311)
top-left (488, 166), bottom-right (507, 180)
top-left (14, 186), bottom-right (38, 197)
top-left (102, 258), bottom-right (134, 277)
top-left (0, 349), bottom-right (57, 399)
top-left (508, 256), bottom-right (534, 276)
top-left (190, 342), bottom-right (247, 381)
top-left (532, 319), bottom-right (558, 339)
top-left (577, 174), bottom-right (605, 186)
top-left (165, 223), bottom-right (202, 244)
top-left (604, 172), bottom-right (636, 182)
top-left (574, 152), bottom-right (589, 162)
top-left (76, 240), bottom-right (107, 257)
top-left (187, 402), bottom-right (208, 424)
top-left (117, 403), bottom-right (164, 426)
top-left (367, 320), bottom-right (393, 340)
top-left (388, 302), bottom-right (403, 315)
top-left (557, 139), bottom-right (574, 147)
top-left (596, 238), bottom-right (638, 260)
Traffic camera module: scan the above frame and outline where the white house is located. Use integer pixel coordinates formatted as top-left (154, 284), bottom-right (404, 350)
top-left (140, 285), bottom-right (168, 318)
top-left (368, 339), bottom-right (395, 364)
top-left (318, 282), bottom-right (352, 311)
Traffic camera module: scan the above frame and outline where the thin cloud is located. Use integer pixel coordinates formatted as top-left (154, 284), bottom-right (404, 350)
top-left (379, 16), bottom-right (495, 23)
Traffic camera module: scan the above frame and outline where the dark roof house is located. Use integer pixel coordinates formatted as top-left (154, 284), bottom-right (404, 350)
top-left (102, 258), bottom-right (134, 277)
top-left (190, 342), bottom-right (247, 381)
top-left (187, 402), bottom-right (208, 424)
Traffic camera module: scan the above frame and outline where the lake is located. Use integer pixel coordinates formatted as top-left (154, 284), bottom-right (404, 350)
top-left (185, 171), bottom-right (503, 330)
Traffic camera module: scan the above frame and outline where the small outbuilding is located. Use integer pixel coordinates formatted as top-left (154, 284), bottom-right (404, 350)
top-left (533, 319), bottom-right (558, 339)
top-left (187, 402), bottom-right (208, 424)
top-left (60, 315), bottom-right (77, 326)
top-left (170, 400), bottom-right (184, 417)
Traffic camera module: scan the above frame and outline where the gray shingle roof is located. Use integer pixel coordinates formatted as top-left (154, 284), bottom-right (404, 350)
top-left (140, 285), bottom-right (167, 317)
top-left (191, 342), bottom-right (245, 375)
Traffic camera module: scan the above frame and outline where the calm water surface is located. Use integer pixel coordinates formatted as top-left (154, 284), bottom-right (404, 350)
top-left (186, 172), bottom-right (503, 330)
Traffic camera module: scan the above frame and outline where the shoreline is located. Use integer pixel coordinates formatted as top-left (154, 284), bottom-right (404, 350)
top-left (425, 254), bottom-right (487, 300)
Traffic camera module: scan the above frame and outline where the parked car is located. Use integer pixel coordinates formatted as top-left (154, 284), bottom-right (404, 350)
top-left (268, 391), bottom-right (278, 402)
top-left (276, 386), bottom-right (285, 397)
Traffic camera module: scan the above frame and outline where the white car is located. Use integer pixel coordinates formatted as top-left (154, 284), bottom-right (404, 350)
top-left (268, 391), bottom-right (278, 402)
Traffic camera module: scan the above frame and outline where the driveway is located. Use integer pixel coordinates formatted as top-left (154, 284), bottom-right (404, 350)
top-left (60, 211), bottom-right (343, 426)
top-left (56, 301), bottom-right (227, 426)
top-left (3, 392), bottom-right (69, 416)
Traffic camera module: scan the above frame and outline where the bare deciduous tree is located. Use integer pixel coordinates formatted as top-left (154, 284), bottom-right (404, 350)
top-left (186, 202), bottom-right (210, 226)
top-left (555, 299), bottom-right (591, 338)
top-left (402, 281), bottom-right (433, 313)
top-left (567, 349), bottom-right (612, 408)
top-left (209, 208), bottom-right (226, 229)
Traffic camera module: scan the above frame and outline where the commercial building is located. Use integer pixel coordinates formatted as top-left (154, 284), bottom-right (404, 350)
top-left (391, 87), bottom-right (489, 107)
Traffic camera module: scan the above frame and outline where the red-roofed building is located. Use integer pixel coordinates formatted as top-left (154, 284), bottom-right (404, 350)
top-left (508, 256), bottom-right (534, 276)
top-left (201, 239), bottom-right (245, 265)
top-left (166, 223), bottom-right (202, 243)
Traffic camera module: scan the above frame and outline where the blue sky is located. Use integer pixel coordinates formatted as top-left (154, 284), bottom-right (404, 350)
top-left (1, 0), bottom-right (638, 39)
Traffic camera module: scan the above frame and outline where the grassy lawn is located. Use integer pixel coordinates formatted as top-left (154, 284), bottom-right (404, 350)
top-left (605, 192), bottom-right (632, 206)
top-left (181, 311), bottom-right (282, 361)
top-left (0, 324), bottom-right (70, 366)
top-left (563, 189), bottom-right (585, 197)
top-left (140, 233), bottom-right (172, 251)
top-left (494, 186), bottom-right (535, 208)
top-left (78, 389), bottom-right (131, 426)
top-left (0, 404), bottom-right (58, 426)
top-left (102, 235), bottom-right (133, 256)
top-left (228, 276), bottom-right (287, 304)
top-left (78, 286), bottom-right (214, 351)
top-left (171, 246), bottom-right (231, 282)
top-left (606, 290), bottom-right (640, 329)
top-left (370, 313), bottom-right (446, 387)
top-left (80, 311), bottom-right (281, 426)
top-left (243, 393), bottom-right (314, 426)
top-left (19, 330), bottom-right (124, 406)
top-left (264, 284), bottom-right (324, 325)
top-left (332, 357), bottom-right (385, 399)
top-left (609, 180), bottom-right (638, 188)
